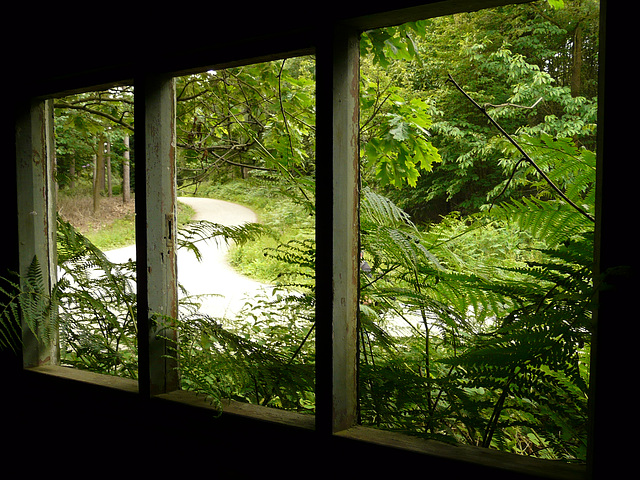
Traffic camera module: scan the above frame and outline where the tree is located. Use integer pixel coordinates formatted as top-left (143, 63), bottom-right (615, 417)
top-left (352, 1), bottom-right (596, 460)
top-left (35, 1), bottom-right (598, 460)
top-left (54, 86), bottom-right (134, 209)
top-left (379, 0), bottom-right (599, 222)
top-left (93, 133), bottom-right (106, 212)
top-left (122, 133), bottom-right (131, 203)
top-left (175, 59), bottom-right (316, 197)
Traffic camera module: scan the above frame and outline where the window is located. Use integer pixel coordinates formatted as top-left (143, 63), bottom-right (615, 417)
top-left (356, 2), bottom-right (598, 463)
top-left (12, 2), bottom-right (606, 478)
top-left (174, 59), bottom-right (317, 413)
top-left (54, 86), bottom-right (137, 378)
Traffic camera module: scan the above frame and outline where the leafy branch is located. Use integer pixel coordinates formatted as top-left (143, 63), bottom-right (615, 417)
top-left (54, 99), bottom-right (134, 133)
top-left (447, 73), bottom-right (595, 223)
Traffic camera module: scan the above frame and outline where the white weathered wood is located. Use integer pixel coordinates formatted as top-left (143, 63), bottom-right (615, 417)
top-left (331, 27), bottom-right (360, 433)
top-left (315, 25), bottom-right (360, 434)
top-left (15, 99), bottom-right (58, 367)
top-left (142, 76), bottom-right (179, 394)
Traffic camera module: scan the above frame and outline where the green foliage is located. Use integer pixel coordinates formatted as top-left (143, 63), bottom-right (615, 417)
top-left (362, 97), bottom-right (441, 188)
top-left (435, 231), bottom-right (593, 458)
top-left (356, 187), bottom-right (594, 459)
top-left (176, 311), bottom-right (315, 412)
top-left (0, 256), bottom-right (57, 354)
top-left (360, 21), bottom-right (427, 68)
top-left (360, 186), bottom-right (442, 277)
top-left (355, 40), bottom-right (596, 456)
top-left (54, 87), bottom-right (134, 190)
top-left (177, 220), bottom-right (269, 262)
top-left (177, 235), bottom-right (316, 411)
top-left (360, 29), bottom-right (441, 189)
top-left (56, 216), bottom-right (139, 376)
top-left (175, 59), bottom-right (316, 197)
top-left (0, 211), bottom-right (271, 378)
top-left (381, 0), bottom-right (600, 221)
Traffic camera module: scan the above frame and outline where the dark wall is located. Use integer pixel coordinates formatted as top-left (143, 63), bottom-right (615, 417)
top-left (2, 2), bottom-right (634, 478)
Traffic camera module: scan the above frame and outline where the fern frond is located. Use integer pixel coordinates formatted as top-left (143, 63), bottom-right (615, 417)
top-left (0, 276), bottom-right (22, 353)
top-left (261, 238), bottom-right (315, 291)
top-left (19, 256), bottom-right (58, 346)
top-left (177, 220), bottom-right (269, 261)
top-left (176, 313), bottom-right (315, 411)
top-left (361, 186), bottom-right (416, 229)
top-left (361, 188), bottom-right (442, 277)
top-left (490, 197), bottom-right (592, 247)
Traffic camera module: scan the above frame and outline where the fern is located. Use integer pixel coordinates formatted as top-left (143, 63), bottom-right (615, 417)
top-left (355, 175), bottom-right (594, 460)
top-left (361, 186), bottom-right (416, 228)
top-left (434, 228), bottom-right (593, 457)
top-left (176, 310), bottom-right (315, 412)
top-left (0, 278), bottom-right (21, 352)
top-left (490, 197), bottom-right (593, 248)
top-left (361, 186), bottom-right (442, 280)
top-left (177, 220), bottom-right (269, 261)
top-left (55, 217), bottom-right (138, 376)
top-left (0, 255), bottom-right (60, 354)
top-left (57, 214), bottom-right (271, 378)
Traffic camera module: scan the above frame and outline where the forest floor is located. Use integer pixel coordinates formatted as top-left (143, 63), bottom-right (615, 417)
top-left (57, 194), bottom-right (135, 235)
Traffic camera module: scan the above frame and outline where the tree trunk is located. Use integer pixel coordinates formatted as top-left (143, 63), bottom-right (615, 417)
top-left (123, 133), bottom-right (131, 203)
top-left (69, 156), bottom-right (76, 189)
top-left (93, 135), bottom-right (105, 213)
top-left (106, 138), bottom-right (112, 197)
top-left (570, 22), bottom-right (583, 97)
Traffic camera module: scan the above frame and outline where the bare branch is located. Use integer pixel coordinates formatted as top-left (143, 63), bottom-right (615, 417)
top-left (447, 73), bottom-right (594, 223)
top-left (484, 97), bottom-right (543, 110)
top-left (177, 143), bottom-right (275, 172)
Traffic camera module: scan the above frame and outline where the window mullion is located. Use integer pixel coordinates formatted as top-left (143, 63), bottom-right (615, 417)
top-left (15, 99), bottom-right (58, 368)
top-left (316, 25), bottom-right (360, 434)
top-left (136, 75), bottom-right (179, 396)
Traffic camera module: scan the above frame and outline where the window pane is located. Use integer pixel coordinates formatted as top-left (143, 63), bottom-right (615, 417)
top-left (54, 86), bottom-right (138, 379)
top-left (174, 57), bottom-right (316, 413)
top-left (358, 1), bottom-right (598, 462)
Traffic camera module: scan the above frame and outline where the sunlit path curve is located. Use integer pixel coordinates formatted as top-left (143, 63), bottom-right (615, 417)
top-left (104, 197), bottom-right (272, 320)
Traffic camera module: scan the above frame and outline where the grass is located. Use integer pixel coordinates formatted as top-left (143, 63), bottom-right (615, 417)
top-left (58, 191), bottom-right (196, 252)
top-left (86, 215), bottom-right (137, 251)
top-left (58, 177), bottom-right (313, 284)
top-left (180, 178), bottom-right (314, 284)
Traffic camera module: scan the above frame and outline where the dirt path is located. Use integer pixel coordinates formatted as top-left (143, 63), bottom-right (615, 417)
top-left (105, 197), bottom-right (271, 320)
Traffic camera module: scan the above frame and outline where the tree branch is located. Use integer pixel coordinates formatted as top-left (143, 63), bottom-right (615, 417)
top-left (484, 97), bottom-right (543, 110)
top-left (447, 74), bottom-right (595, 223)
top-left (177, 143), bottom-right (275, 172)
top-left (54, 101), bottom-right (135, 133)
top-left (277, 59), bottom-right (295, 159)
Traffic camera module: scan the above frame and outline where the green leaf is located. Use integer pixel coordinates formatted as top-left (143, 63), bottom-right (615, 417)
top-left (547, 0), bottom-right (564, 9)
top-left (387, 115), bottom-right (412, 141)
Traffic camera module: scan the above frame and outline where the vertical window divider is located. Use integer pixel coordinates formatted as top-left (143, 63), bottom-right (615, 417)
top-left (135, 74), bottom-right (180, 397)
top-left (15, 98), bottom-right (58, 368)
top-left (316, 24), bottom-right (361, 435)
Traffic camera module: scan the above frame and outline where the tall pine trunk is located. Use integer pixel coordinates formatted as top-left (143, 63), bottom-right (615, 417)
top-left (93, 134), bottom-right (105, 213)
top-left (106, 138), bottom-right (112, 197)
top-left (122, 133), bottom-right (131, 203)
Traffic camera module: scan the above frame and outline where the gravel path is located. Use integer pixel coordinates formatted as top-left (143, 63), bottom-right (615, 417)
top-left (105, 197), bottom-right (271, 320)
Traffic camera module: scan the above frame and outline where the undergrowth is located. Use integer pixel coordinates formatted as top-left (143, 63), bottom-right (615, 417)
top-left (182, 177), bottom-right (314, 284)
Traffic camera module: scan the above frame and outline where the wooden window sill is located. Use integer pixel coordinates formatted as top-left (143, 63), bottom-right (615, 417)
top-left (25, 365), bottom-right (585, 479)
top-left (336, 426), bottom-right (586, 480)
top-left (26, 365), bottom-right (138, 393)
top-left (155, 389), bottom-right (316, 431)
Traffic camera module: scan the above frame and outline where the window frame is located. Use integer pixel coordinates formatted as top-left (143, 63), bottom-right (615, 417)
top-left (14, 2), bottom-right (600, 479)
